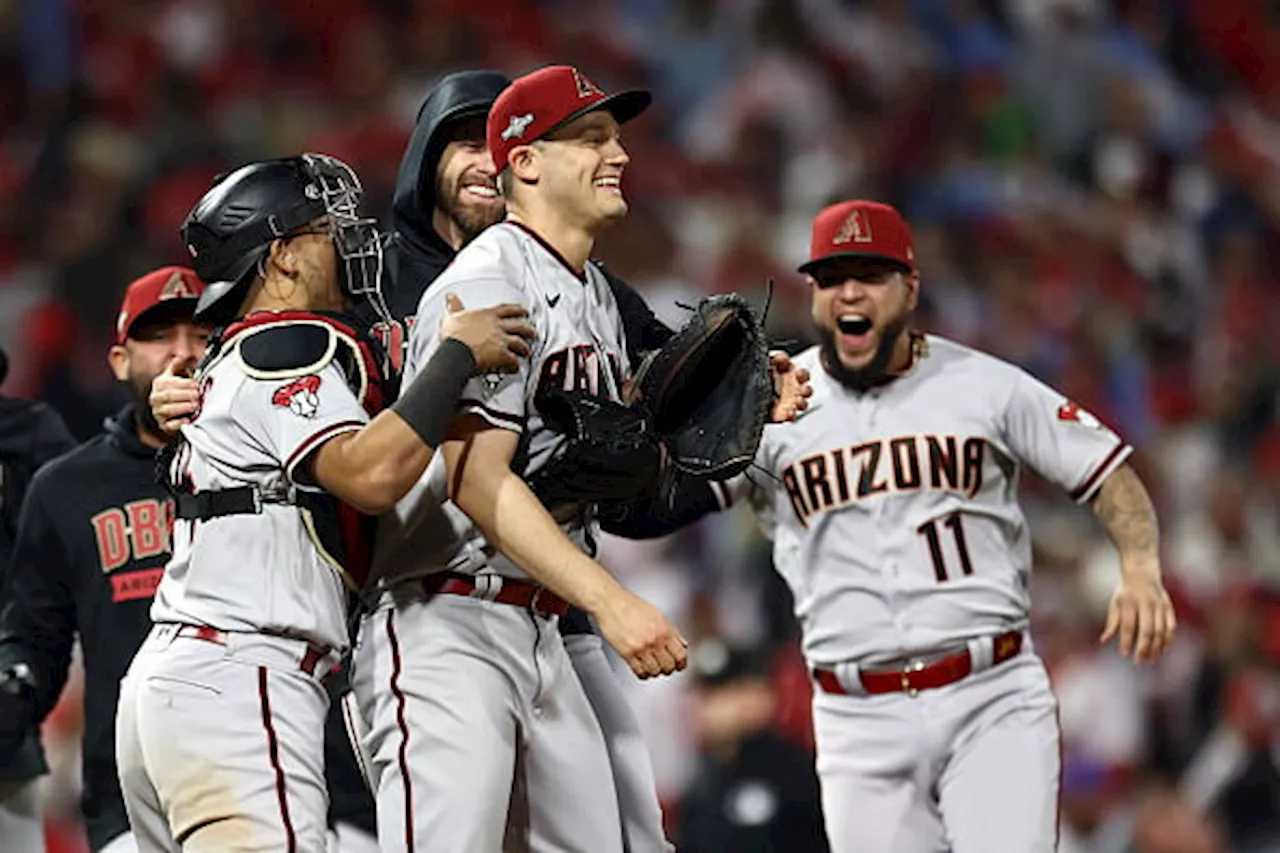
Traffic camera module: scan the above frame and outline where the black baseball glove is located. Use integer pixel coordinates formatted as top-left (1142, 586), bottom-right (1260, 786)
top-left (633, 292), bottom-right (772, 480)
top-left (525, 388), bottom-right (663, 505)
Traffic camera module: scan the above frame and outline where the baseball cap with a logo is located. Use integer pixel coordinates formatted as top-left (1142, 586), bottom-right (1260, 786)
top-left (798, 200), bottom-right (915, 275)
top-left (115, 266), bottom-right (206, 344)
top-left (487, 65), bottom-right (651, 173)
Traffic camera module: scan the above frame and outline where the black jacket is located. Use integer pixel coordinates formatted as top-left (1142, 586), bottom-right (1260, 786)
top-left (0, 395), bottom-right (76, 781)
top-left (0, 405), bottom-right (165, 851)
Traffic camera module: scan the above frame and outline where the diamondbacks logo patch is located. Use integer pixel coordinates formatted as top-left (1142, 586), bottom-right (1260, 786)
top-left (273, 374), bottom-right (322, 418)
top-left (1057, 401), bottom-right (1102, 429)
top-left (572, 68), bottom-right (604, 99)
top-left (833, 209), bottom-right (873, 245)
top-left (159, 269), bottom-right (198, 300)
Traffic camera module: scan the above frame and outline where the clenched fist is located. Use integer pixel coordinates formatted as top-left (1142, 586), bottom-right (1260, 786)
top-left (593, 589), bottom-right (689, 680)
top-left (149, 356), bottom-right (201, 434)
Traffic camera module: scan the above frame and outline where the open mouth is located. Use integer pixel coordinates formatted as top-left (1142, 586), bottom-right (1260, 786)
top-left (837, 314), bottom-right (873, 336)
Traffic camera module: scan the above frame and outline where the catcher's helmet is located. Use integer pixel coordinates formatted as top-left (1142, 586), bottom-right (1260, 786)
top-left (182, 153), bottom-right (384, 325)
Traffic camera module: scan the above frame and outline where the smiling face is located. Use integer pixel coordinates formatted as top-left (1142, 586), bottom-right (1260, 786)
top-left (809, 256), bottom-right (919, 390)
top-left (526, 110), bottom-right (630, 230)
top-left (434, 114), bottom-right (504, 246)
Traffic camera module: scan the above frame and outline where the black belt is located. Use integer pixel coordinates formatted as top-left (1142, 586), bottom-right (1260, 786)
top-left (175, 486), bottom-right (295, 520)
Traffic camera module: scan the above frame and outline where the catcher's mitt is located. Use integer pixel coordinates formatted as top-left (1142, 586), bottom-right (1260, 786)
top-left (525, 388), bottom-right (663, 505)
top-left (634, 293), bottom-right (772, 480)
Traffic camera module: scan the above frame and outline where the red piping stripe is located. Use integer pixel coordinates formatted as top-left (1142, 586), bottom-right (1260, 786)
top-left (386, 610), bottom-right (415, 850)
top-left (284, 420), bottom-right (365, 475)
top-left (458, 399), bottom-right (526, 429)
top-left (258, 666), bottom-right (297, 852)
top-left (1069, 441), bottom-right (1128, 503)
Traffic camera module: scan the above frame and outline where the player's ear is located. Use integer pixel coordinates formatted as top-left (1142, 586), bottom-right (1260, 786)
top-left (267, 239), bottom-right (298, 277)
top-left (107, 343), bottom-right (130, 381)
top-left (509, 145), bottom-right (538, 186)
top-left (904, 270), bottom-right (921, 312)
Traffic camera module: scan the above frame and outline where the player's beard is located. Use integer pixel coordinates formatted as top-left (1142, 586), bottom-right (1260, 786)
top-left (819, 314), bottom-right (910, 393)
top-left (130, 371), bottom-right (167, 442)
top-left (436, 171), bottom-right (503, 245)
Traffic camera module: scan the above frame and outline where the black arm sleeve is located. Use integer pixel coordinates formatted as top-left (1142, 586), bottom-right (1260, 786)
top-left (597, 264), bottom-right (674, 365)
top-left (0, 479), bottom-right (76, 723)
top-left (597, 468), bottom-right (723, 540)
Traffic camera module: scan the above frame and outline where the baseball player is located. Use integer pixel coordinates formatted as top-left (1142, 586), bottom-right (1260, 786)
top-left (679, 200), bottom-right (1175, 852)
top-left (349, 65), bottom-right (695, 853)
top-left (115, 153), bottom-right (534, 853)
top-left (0, 346), bottom-right (76, 853)
top-left (377, 67), bottom-right (680, 853)
top-left (0, 268), bottom-right (208, 853)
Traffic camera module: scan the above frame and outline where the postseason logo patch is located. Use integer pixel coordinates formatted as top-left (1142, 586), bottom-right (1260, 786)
top-left (273, 375), bottom-right (322, 418)
top-left (1057, 401), bottom-right (1102, 430)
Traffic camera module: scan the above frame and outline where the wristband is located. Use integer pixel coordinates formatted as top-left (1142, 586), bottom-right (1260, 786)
top-left (391, 338), bottom-right (477, 448)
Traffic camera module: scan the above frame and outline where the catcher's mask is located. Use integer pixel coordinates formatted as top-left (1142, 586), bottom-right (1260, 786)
top-left (183, 153), bottom-right (388, 326)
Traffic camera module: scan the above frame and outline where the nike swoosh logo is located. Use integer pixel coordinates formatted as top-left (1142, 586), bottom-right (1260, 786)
top-left (546, 294), bottom-right (562, 308)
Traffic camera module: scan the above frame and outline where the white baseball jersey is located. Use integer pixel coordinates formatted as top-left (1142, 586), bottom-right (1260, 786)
top-left (371, 222), bottom-right (630, 585)
top-left (154, 319), bottom-right (373, 650)
top-left (729, 335), bottom-right (1131, 667)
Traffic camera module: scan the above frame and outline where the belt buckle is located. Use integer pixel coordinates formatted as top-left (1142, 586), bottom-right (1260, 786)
top-left (901, 660), bottom-right (925, 698)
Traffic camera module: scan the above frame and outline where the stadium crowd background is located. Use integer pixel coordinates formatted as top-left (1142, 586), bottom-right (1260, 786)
top-left (2, 0), bottom-right (1280, 850)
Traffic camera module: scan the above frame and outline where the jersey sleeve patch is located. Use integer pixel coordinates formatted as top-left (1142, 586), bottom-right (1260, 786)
top-left (272, 375), bottom-right (322, 419)
top-left (237, 323), bottom-right (336, 379)
top-left (1057, 401), bottom-right (1103, 429)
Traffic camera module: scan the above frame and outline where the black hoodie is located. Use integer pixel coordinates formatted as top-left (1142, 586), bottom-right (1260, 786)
top-left (0, 404), bottom-right (163, 851)
top-left (359, 69), bottom-right (674, 387)
top-left (0, 394), bottom-right (75, 782)
top-left (355, 70), bottom-right (512, 381)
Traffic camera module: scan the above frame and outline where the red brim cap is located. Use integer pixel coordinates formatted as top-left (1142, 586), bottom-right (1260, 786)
top-left (116, 266), bottom-right (205, 344)
top-left (488, 65), bottom-right (651, 172)
top-left (798, 200), bottom-right (915, 274)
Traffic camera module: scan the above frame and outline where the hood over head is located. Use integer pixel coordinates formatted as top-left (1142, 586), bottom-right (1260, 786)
top-left (391, 70), bottom-right (512, 248)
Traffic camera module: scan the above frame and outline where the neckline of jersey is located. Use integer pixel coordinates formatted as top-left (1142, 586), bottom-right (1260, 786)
top-left (504, 221), bottom-right (588, 283)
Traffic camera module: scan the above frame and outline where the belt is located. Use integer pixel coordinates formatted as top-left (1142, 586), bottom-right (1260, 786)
top-left (422, 572), bottom-right (570, 618)
top-left (813, 630), bottom-right (1023, 698)
top-left (175, 485), bottom-right (297, 520)
top-left (173, 624), bottom-right (332, 677)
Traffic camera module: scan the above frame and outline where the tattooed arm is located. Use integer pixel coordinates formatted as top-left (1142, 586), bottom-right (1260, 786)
top-left (1088, 463), bottom-right (1176, 663)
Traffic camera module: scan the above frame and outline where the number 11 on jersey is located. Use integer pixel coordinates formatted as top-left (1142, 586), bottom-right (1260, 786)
top-left (917, 511), bottom-right (974, 582)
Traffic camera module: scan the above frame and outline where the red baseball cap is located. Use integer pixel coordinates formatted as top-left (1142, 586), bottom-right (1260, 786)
top-left (487, 65), bottom-right (651, 173)
top-left (799, 200), bottom-right (915, 274)
top-left (115, 266), bottom-right (205, 344)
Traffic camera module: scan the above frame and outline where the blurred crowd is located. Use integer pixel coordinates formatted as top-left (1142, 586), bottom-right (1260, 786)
top-left (5, 0), bottom-right (1280, 850)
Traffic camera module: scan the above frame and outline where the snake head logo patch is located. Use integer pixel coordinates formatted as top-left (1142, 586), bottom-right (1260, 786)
top-left (272, 375), bottom-right (322, 418)
top-left (1057, 401), bottom-right (1101, 429)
